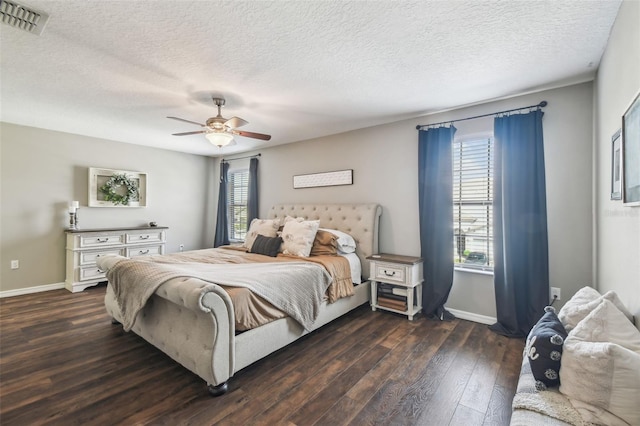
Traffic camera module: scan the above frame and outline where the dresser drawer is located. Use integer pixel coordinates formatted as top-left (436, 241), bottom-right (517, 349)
top-left (126, 245), bottom-right (163, 258)
top-left (80, 266), bottom-right (107, 281)
top-left (80, 248), bottom-right (124, 266)
top-left (373, 263), bottom-right (406, 284)
top-left (125, 230), bottom-right (164, 244)
top-left (79, 233), bottom-right (125, 248)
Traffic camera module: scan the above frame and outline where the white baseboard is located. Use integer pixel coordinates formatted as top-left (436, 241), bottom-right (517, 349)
top-left (0, 282), bottom-right (66, 298)
top-left (446, 307), bottom-right (496, 325)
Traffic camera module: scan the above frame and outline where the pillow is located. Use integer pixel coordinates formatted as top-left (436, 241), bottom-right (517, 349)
top-left (524, 306), bottom-right (568, 390)
top-left (243, 219), bottom-right (280, 250)
top-left (281, 219), bottom-right (320, 257)
top-left (319, 228), bottom-right (357, 253)
top-left (559, 299), bottom-right (640, 425)
top-left (558, 287), bottom-right (634, 332)
top-left (310, 230), bottom-right (338, 256)
top-left (250, 234), bottom-right (282, 257)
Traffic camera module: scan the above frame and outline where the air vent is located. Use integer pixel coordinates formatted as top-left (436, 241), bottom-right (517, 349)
top-left (0, 0), bottom-right (49, 35)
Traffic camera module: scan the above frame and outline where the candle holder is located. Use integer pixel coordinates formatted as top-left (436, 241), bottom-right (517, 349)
top-left (68, 211), bottom-right (77, 229)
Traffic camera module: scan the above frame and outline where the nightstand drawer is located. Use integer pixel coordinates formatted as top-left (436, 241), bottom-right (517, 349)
top-left (373, 263), bottom-right (406, 284)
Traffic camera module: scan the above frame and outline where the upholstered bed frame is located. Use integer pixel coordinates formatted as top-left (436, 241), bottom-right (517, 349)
top-left (104, 203), bottom-right (382, 395)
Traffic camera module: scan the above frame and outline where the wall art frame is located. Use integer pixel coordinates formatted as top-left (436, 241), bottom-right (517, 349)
top-left (293, 169), bottom-right (353, 189)
top-left (89, 167), bottom-right (147, 207)
top-left (622, 91), bottom-right (640, 206)
top-left (611, 129), bottom-right (622, 200)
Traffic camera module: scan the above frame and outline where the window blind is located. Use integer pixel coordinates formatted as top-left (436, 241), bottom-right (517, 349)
top-left (228, 170), bottom-right (249, 241)
top-left (453, 137), bottom-right (494, 270)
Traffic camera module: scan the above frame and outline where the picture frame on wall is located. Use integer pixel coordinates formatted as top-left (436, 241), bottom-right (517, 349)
top-left (293, 169), bottom-right (353, 189)
top-left (88, 167), bottom-right (147, 207)
top-left (622, 91), bottom-right (640, 206)
top-left (611, 129), bottom-right (622, 200)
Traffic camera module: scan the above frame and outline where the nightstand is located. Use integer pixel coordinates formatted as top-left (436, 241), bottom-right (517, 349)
top-left (366, 254), bottom-right (423, 320)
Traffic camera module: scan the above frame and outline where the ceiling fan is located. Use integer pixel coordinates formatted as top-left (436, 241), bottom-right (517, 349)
top-left (168, 97), bottom-right (271, 147)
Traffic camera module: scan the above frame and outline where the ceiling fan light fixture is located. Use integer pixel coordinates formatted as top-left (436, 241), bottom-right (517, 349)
top-left (205, 132), bottom-right (234, 147)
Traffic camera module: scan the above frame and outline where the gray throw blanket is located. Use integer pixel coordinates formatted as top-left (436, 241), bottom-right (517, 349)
top-left (101, 255), bottom-right (332, 332)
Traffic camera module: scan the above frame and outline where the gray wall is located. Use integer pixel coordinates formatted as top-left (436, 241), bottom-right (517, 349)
top-left (0, 123), bottom-right (215, 292)
top-left (241, 82), bottom-right (595, 318)
top-left (595, 0), bottom-right (640, 319)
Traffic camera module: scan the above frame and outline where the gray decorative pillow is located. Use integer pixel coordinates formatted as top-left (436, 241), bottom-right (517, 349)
top-left (250, 234), bottom-right (282, 257)
top-left (524, 306), bottom-right (568, 390)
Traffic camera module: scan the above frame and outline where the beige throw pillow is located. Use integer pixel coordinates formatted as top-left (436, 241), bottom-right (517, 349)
top-left (560, 299), bottom-right (640, 426)
top-left (281, 219), bottom-right (320, 257)
top-left (558, 287), bottom-right (633, 332)
top-left (243, 218), bottom-right (280, 250)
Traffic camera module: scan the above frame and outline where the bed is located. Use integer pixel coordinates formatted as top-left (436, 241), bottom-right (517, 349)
top-left (101, 203), bottom-right (382, 395)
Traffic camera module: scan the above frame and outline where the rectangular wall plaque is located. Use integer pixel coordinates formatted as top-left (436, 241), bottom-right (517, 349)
top-left (293, 169), bottom-right (353, 189)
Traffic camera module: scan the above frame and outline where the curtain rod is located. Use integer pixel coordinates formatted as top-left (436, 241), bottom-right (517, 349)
top-left (221, 153), bottom-right (261, 163)
top-left (415, 101), bottom-right (547, 130)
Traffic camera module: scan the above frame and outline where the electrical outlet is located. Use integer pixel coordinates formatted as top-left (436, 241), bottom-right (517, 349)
top-left (10, 260), bottom-right (19, 269)
top-left (179, 244), bottom-right (184, 252)
top-left (550, 287), bottom-right (561, 301)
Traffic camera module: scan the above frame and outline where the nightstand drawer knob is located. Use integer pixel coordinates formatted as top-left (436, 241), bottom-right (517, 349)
top-left (383, 270), bottom-right (396, 277)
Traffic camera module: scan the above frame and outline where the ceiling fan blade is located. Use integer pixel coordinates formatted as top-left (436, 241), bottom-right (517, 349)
top-left (235, 130), bottom-right (271, 141)
top-left (172, 130), bottom-right (206, 136)
top-left (225, 116), bottom-right (249, 129)
top-left (167, 116), bottom-right (205, 126)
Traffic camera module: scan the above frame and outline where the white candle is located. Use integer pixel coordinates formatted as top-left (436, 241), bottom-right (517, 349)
top-left (68, 205), bottom-right (76, 213)
top-left (71, 201), bottom-right (79, 209)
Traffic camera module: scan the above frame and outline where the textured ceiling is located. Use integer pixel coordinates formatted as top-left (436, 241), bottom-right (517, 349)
top-left (0, 0), bottom-right (621, 156)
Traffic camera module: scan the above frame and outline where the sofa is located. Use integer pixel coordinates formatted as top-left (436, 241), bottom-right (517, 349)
top-left (510, 287), bottom-right (640, 426)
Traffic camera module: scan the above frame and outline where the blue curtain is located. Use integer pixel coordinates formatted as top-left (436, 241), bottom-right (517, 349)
top-left (213, 161), bottom-right (230, 247)
top-left (490, 110), bottom-right (549, 337)
top-left (247, 157), bottom-right (259, 229)
top-left (418, 126), bottom-right (457, 320)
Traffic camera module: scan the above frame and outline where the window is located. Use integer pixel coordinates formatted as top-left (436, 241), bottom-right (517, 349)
top-left (227, 169), bottom-right (249, 241)
top-left (453, 136), bottom-right (494, 271)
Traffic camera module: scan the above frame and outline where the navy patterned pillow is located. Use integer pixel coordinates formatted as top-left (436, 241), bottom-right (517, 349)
top-left (524, 306), bottom-right (568, 390)
top-left (250, 234), bottom-right (282, 257)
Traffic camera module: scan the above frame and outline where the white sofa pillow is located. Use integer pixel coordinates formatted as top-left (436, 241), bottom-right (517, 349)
top-left (281, 219), bottom-right (320, 257)
top-left (558, 287), bottom-right (633, 332)
top-left (559, 299), bottom-right (640, 426)
top-left (243, 218), bottom-right (280, 250)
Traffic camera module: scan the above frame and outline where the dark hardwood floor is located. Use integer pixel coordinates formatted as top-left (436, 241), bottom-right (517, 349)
top-left (0, 284), bottom-right (524, 425)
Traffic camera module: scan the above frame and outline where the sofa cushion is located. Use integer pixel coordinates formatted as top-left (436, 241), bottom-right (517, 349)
top-left (524, 306), bottom-right (567, 390)
top-left (560, 299), bottom-right (640, 426)
top-left (558, 287), bottom-right (633, 332)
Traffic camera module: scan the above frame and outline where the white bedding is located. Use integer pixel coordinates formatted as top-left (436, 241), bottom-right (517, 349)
top-left (339, 252), bottom-right (362, 284)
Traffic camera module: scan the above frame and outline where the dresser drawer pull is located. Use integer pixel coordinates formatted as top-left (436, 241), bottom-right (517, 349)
top-left (96, 238), bottom-right (109, 243)
top-left (138, 249), bottom-right (150, 255)
top-left (139, 235), bottom-right (150, 240)
top-left (97, 268), bottom-right (104, 273)
top-left (383, 270), bottom-right (396, 277)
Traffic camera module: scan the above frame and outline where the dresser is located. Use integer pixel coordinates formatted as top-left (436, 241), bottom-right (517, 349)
top-left (367, 253), bottom-right (423, 320)
top-left (65, 226), bottom-right (168, 293)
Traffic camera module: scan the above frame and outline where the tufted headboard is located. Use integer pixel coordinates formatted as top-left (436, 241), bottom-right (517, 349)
top-left (268, 203), bottom-right (382, 280)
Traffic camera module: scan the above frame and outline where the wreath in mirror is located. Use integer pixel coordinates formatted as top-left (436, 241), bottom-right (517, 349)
top-left (99, 173), bottom-right (139, 206)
